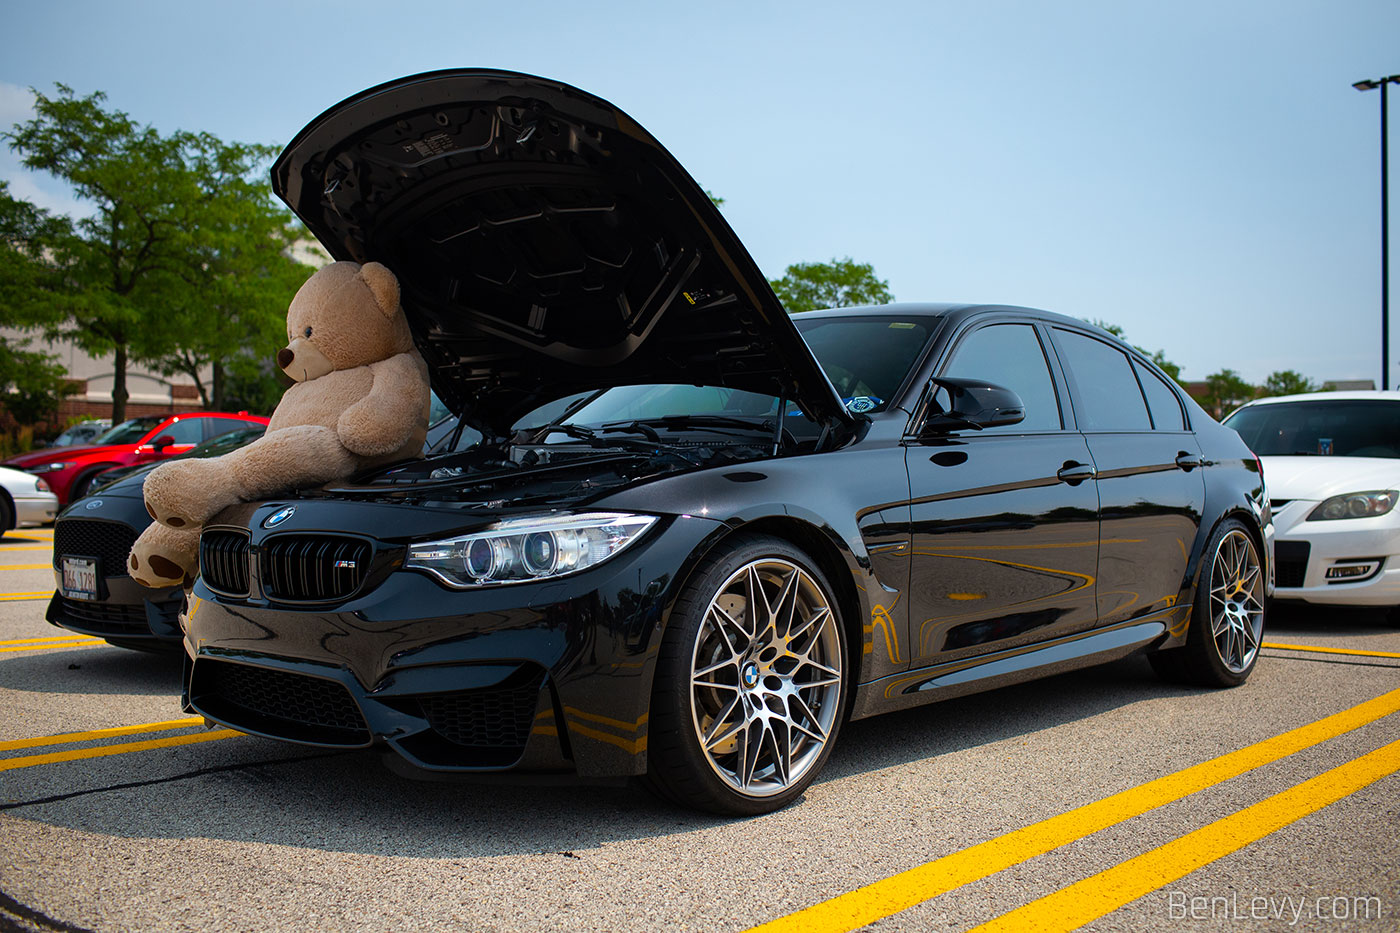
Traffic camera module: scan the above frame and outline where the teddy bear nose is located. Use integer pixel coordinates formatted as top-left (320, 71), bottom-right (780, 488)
top-left (277, 347), bottom-right (294, 369)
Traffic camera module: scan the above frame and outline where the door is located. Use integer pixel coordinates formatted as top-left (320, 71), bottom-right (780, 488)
top-left (906, 321), bottom-right (1101, 665)
top-left (1048, 328), bottom-right (1205, 625)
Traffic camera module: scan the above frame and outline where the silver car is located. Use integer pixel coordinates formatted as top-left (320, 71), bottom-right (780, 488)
top-left (0, 464), bottom-right (58, 533)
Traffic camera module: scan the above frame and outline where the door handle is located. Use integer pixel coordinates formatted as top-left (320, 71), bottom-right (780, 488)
top-left (1175, 451), bottom-right (1205, 471)
top-left (1056, 461), bottom-right (1096, 485)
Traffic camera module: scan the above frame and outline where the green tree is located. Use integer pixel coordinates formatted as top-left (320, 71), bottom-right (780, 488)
top-left (4, 84), bottom-right (309, 420)
top-left (769, 257), bottom-right (893, 313)
top-left (1203, 368), bottom-right (1254, 416)
top-left (1086, 319), bottom-right (1185, 383)
top-left (1262, 370), bottom-right (1318, 397)
top-left (0, 180), bottom-right (75, 423)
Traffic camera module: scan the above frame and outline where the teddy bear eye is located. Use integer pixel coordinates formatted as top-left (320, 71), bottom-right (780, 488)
top-left (304, 327), bottom-right (313, 338)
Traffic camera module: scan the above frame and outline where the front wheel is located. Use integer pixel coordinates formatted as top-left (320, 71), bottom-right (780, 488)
top-left (1150, 518), bottom-right (1265, 687)
top-left (646, 536), bottom-right (848, 815)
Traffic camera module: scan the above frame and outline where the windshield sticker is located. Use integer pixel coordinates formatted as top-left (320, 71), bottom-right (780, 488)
top-left (843, 396), bottom-right (882, 414)
top-left (1317, 437), bottom-right (1334, 456)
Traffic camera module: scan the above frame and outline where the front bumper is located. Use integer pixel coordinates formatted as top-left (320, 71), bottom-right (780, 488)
top-left (1269, 500), bottom-right (1400, 607)
top-left (46, 579), bottom-right (183, 643)
top-left (183, 511), bottom-right (726, 779)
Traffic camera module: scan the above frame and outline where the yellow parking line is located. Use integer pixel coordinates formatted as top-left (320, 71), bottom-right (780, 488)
top-left (0, 729), bottom-right (241, 772)
top-left (0, 591), bottom-right (54, 601)
top-left (0, 563), bottom-right (55, 570)
top-left (969, 738), bottom-right (1400, 933)
top-left (0, 635), bottom-right (94, 646)
top-left (0, 547), bottom-right (53, 552)
top-left (744, 687), bottom-right (1400, 933)
top-left (1262, 641), bottom-right (1400, 660)
top-left (0, 639), bottom-right (101, 653)
top-left (0, 718), bottom-right (204, 752)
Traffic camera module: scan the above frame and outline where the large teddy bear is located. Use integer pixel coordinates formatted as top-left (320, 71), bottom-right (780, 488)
top-left (128, 260), bottom-right (431, 589)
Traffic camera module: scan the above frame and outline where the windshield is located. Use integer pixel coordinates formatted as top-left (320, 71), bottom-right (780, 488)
top-left (93, 416), bottom-right (163, 446)
top-left (1224, 400), bottom-right (1400, 458)
top-left (187, 427), bottom-right (266, 458)
top-left (545, 315), bottom-right (934, 430)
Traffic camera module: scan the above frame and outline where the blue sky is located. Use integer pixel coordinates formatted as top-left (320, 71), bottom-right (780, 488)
top-left (4, 0), bottom-right (1397, 385)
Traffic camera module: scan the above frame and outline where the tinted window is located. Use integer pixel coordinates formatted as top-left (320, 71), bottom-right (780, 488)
top-left (158, 418), bottom-right (205, 445)
top-left (1134, 361), bottom-right (1186, 430)
top-left (940, 323), bottom-right (1062, 431)
top-left (203, 416), bottom-right (260, 440)
top-left (1054, 330), bottom-right (1151, 431)
top-left (794, 317), bottom-right (933, 412)
top-left (1223, 400), bottom-right (1400, 458)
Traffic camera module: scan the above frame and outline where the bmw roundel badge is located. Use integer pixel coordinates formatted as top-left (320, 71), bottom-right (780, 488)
top-left (263, 506), bottom-right (296, 528)
top-left (84, 499), bottom-right (103, 510)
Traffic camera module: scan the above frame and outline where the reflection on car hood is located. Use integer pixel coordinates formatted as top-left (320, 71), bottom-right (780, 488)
top-left (272, 69), bottom-right (854, 438)
top-left (1260, 456), bottom-right (1400, 501)
top-left (3, 444), bottom-right (131, 468)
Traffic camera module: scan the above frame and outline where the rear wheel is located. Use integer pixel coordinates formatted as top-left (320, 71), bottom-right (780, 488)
top-left (68, 468), bottom-right (108, 502)
top-left (646, 536), bottom-right (848, 815)
top-left (0, 495), bottom-right (11, 538)
top-left (1150, 518), bottom-right (1265, 687)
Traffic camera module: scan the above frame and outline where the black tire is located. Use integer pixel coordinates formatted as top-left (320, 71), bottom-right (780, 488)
top-left (645, 534), bottom-right (849, 815)
top-left (68, 468), bottom-right (108, 502)
top-left (0, 495), bottom-right (11, 538)
top-left (1150, 518), bottom-right (1265, 687)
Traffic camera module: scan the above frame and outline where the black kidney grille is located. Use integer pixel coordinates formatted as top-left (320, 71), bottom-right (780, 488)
top-left (53, 519), bottom-right (139, 576)
top-left (261, 535), bottom-right (370, 602)
top-left (418, 671), bottom-right (545, 749)
top-left (200, 530), bottom-right (250, 596)
top-left (202, 660), bottom-right (366, 736)
top-left (1274, 541), bottom-right (1310, 588)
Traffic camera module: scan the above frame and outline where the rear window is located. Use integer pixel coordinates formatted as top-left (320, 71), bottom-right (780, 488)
top-left (1223, 400), bottom-right (1400, 458)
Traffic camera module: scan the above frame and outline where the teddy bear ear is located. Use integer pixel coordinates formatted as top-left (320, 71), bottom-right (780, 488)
top-left (358, 262), bottom-right (401, 318)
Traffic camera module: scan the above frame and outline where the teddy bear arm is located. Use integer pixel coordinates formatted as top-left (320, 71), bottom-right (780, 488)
top-left (336, 353), bottom-right (430, 458)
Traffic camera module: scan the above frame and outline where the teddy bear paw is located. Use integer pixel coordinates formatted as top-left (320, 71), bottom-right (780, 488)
top-left (128, 523), bottom-right (200, 590)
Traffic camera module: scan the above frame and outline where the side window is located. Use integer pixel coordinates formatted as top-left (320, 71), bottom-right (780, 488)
top-left (940, 323), bottom-right (1062, 431)
top-left (203, 416), bottom-right (259, 440)
top-left (1052, 329), bottom-right (1151, 431)
top-left (158, 418), bottom-right (205, 445)
top-left (1134, 360), bottom-right (1186, 430)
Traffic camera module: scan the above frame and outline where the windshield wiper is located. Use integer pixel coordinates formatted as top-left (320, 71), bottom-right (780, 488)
top-left (604, 415), bottom-right (774, 435)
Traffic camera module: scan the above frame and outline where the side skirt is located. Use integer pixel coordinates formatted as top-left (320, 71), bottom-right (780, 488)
top-left (849, 617), bottom-right (1171, 720)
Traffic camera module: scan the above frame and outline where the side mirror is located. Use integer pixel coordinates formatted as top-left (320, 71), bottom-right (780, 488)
top-left (152, 434), bottom-right (176, 451)
top-left (922, 377), bottom-right (1026, 434)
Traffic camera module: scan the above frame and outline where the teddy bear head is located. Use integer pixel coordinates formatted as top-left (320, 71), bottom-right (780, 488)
top-left (276, 261), bottom-right (416, 382)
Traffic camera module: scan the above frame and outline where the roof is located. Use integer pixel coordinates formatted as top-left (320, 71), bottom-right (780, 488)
top-left (1237, 390), bottom-right (1400, 406)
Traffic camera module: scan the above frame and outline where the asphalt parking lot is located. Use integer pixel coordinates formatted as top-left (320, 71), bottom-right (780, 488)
top-left (1, 527), bottom-right (1397, 933)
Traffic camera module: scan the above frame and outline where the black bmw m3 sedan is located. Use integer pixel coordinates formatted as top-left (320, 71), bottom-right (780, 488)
top-left (181, 70), bottom-right (1271, 814)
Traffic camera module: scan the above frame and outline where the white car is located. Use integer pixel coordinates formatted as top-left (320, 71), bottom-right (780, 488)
top-left (0, 464), bottom-right (58, 534)
top-left (1223, 391), bottom-right (1400, 614)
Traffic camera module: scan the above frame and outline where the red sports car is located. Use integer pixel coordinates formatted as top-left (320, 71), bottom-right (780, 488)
top-left (4, 411), bottom-right (270, 505)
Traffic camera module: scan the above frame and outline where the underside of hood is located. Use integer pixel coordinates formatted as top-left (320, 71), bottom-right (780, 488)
top-left (272, 69), bottom-right (853, 437)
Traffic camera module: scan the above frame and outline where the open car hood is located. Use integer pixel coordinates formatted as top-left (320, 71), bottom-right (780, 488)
top-left (272, 69), bottom-right (853, 437)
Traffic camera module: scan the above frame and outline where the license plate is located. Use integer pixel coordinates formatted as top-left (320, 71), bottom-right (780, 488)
top-left (61, 556), bottom-right (99, 601)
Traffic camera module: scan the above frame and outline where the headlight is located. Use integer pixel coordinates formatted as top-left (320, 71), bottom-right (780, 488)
top-left (34, 477), bottom-right (50, 493)
top-left (405, 512), bottom-right (657, 588)
top-left (1307, 490), bottom-right (1398, 521)
top-left (27, 462), bottom-right (72, 474)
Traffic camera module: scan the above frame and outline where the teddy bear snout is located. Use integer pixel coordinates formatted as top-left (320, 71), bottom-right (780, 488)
top-left (277, 347), bottom-right (295, 369)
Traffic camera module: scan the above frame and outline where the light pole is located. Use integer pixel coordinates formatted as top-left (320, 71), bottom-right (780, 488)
top-left (1354, 74), bottom-right (1400, 390)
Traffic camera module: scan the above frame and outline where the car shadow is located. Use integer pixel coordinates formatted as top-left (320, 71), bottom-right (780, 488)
top-left (0, 643), bottom-right (183, 696)
top-left (2, 655), bottom-right (1214, 858)
top-left (1268, 601), bottom-right (1394, 635)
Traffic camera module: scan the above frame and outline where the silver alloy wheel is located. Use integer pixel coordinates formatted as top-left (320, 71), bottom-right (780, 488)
top-left (689, 558), bottom-right (842, 798)
top-left (1208, 529), bottom-right (1264, 673)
